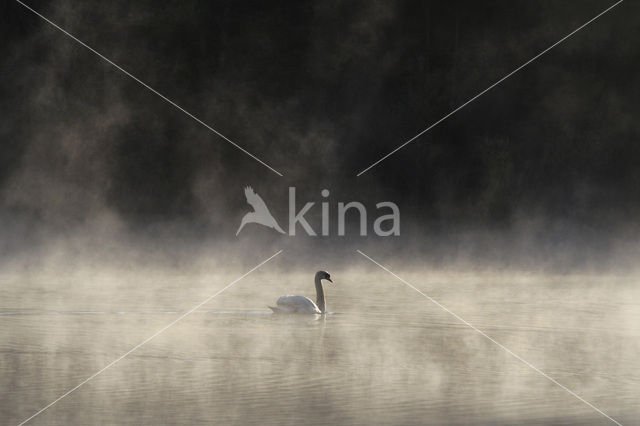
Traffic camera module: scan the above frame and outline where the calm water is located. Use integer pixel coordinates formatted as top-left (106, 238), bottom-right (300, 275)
top-left (1, 269), bottom-right (638, 425)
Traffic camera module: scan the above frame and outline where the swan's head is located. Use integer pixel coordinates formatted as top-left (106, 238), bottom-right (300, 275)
top-left (316, 270), bottom-right (333, 283)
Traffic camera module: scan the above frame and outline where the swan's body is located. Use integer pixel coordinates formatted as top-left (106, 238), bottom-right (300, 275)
top-left (271, 295), bottom-right (322, 314)
top-left (269, 271), bottom-right (333, 314)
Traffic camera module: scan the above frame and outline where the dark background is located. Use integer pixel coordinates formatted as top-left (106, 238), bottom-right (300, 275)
top-left (1, 0), bottom-right (638, 269)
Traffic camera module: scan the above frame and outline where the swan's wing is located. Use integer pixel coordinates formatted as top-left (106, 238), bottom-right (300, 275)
top-left (276, 295), bottom-right (321, 314)
top-left (244, 186), bottom-right (270, 213)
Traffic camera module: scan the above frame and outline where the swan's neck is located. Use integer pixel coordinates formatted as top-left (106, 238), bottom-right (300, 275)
top-left (315, 276), bottom-right (326, 314)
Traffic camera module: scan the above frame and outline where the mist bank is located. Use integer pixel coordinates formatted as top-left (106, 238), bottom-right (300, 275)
top-left (2, 210), bottom-right (640, 277)
top-left (2, 0), bottom-right (639, 277)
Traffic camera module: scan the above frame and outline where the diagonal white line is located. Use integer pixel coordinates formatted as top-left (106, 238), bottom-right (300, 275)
top-left (17, 249), bottom-right (283, 426)
top-left (357, 0), bottom-right (624, 176)
top-left (356, 249), bottom-right (622, 425)
top-left (15, 0), bottom-right (284, 177)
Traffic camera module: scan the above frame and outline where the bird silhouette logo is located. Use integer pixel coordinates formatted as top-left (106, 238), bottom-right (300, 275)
top-left (236, 186), bottom-right (285, 236)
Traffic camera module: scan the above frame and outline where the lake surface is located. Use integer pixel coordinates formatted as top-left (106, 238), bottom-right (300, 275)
top-left (1, 268), bottom-right (638, 425)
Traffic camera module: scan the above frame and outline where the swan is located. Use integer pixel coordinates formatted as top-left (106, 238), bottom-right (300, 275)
top-left (269, 271), bottom-right (333, 314)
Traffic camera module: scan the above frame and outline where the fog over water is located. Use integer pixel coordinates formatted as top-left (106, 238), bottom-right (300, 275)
top-left (1, 265), bottom-right (639, 425)
top-left (2, 0), bottom-right (640, 424)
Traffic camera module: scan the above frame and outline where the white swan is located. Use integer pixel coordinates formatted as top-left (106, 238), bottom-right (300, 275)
top-left (269, 271), bottom-right (333, 314)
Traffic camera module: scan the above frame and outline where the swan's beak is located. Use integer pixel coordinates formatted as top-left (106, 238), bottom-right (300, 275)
top-left (327, 278), bottom-right (333, 283)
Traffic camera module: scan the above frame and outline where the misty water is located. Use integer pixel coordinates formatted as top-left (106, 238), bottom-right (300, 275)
top-left (1, 268), bottom-right (638, 425)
